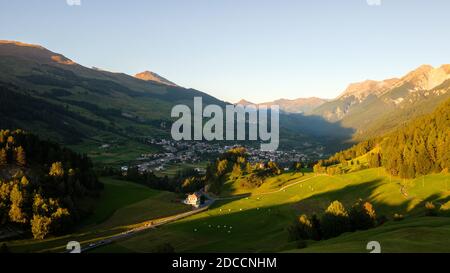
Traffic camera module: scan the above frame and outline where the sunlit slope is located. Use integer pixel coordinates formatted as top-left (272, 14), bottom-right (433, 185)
top-left (92, 169), bottom-right (450, 253)
top-left (219, 172), bottom-right (310, 197)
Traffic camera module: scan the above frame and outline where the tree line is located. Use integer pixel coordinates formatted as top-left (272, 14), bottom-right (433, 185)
top-left (287, 199), bottom-right (380, 248)
top-left (204, 147), bottom-right (284, 194)
top-left (313, 98), bottom-right (450, 179)
top-left (0, 129), bottom-right (102, 239)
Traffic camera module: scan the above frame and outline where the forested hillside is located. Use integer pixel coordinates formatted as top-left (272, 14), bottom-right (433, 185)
top-left (0, 41), bottom-right (224, 146)
top-left (381, 98), bottom-right (450, 178)
top-left (0, 129), bottom-right (101, 239)
top-left (315, 98), bottom-right (450, 178)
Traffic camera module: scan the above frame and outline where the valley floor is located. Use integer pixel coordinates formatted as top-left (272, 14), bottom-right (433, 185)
top-left (90, 168), bottom-right (450, 253)
top-left (4, 168), bottom-right (450, 253)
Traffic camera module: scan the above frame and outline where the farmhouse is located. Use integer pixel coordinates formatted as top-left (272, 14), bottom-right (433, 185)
top-left (120, 166), bottom-right (128, 176)
top-left (183, 192), bottom-right (202, 208)
top-left (194, 167), bottom-right (206, 175)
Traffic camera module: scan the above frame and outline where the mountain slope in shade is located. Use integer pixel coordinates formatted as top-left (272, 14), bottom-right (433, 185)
top-left (0, 40), bottom-right (223, 145)
top-left (0, 40), bottom-right (353, 154)
top-left (312, 64), bottom-right (450, 140)
top-left (236, 97), bottom-right (328, 114)
top-left (134, 71), bottom-right (177, 86)
top-left (264, 97), bottom-right (328, 114)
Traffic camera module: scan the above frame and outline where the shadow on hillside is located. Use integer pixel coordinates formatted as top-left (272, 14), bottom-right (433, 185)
top-left (219, 172), bottom-right (310, 197)
top-left (279, 112), bottom-right (356, 152)
top-left (139, 178), bottom-right (450, 252)
top-left (291, 179), bottom-right (414, 217)
top-left (292, 179), bottom-right (450, 218)
top-left (218, 180), bottom-right (253, 199)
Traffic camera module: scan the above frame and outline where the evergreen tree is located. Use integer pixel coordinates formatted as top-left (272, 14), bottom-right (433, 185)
top-left (15, 146), bottom-right (26, 167)
top-left (0, 148), bottom-right (7, 166)
top-left (320, 201), bottom-right (351, 239)
top-left (349, 200), bottom-right (377, 231)
top-left (31, 214), bottom-right (52, 240)
top-left (49, 162), bottom-right (65, 177)
top-left (231, 163), bottom-right (242, 178)
top-left (9, 184), bottom-right (27, 224)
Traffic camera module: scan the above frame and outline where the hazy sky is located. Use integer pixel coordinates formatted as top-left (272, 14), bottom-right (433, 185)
top-left (1, 0), bottom-right (449, 103)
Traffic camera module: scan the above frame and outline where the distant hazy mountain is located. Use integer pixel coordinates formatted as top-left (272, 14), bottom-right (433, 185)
top-left (135, 71), bottom-right (177, 86)
top-left (236, 97), bottom-right (328, 114)
top-left (235, 99), bottom-right (256, 105)
top-left (313, 64), bottom-right (450, 140)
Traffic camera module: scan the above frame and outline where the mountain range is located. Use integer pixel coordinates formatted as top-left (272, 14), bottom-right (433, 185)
top-left (238, 64), bottom-right (450, 141)
top-left (313, 64), bottom-right (450, 140)
top-left (0, 40), bottom-right (448, 158)
top-left (134, 71), bottom-right (178, 86)
top-left (236, 97), bottom-right (328, 114)
top-left (0, 40), bottom-right (347, 156)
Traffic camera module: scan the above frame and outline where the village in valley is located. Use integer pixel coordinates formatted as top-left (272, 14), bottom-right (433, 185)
top-left (112, 138), bottom-right (327, 209)
top-left (120, 138), bottom-right (327, 175)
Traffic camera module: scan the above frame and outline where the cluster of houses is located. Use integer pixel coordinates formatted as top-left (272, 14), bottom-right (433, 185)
top-left (129, 139), bottom-right (225, 174)
top-left (246, 147), bottom-right (307, 165)
top-left (114, 139), bottom-right (330, 209)
top-left (118, 137), bottom-right (327, 175)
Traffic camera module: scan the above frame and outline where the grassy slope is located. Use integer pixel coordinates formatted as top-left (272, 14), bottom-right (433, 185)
top-left (93, 169), bottom-right (450, 253)
top-left (71, 140), bottom-right (159, 167)
top-left (220, 172), bottom-right (309, 197)
top-left (5, 177), bottom-right (189, 253)
top-left (153, 161), bottom-right (209, 178)
top-left (289, 216), bottom-right (450, 253)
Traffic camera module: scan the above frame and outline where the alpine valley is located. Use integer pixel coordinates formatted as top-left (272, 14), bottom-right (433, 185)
top-left (0, 40), bottom-right (449, 254)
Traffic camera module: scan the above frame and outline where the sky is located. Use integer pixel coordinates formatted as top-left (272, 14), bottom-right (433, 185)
top-left (1, 0), bottom-right (449, 103)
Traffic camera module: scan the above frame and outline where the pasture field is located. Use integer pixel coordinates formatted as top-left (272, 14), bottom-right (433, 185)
top-left (289, 216), bottom-right (450, 253)
top-left (219, 171), bottom-right (310, 197)
top-left (153, 161), bottom-right (209, 178)
top-left (92, 168), bottom-right (450, 253)
top-left (70, 138), bottom-right (160, 166)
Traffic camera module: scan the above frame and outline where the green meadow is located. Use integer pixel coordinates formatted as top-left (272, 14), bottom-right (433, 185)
top-left (70, 139), bottom-right (160, 167)
top-left (91, 168), bottom-right (450, 253)
top-left (5, 168), bottom-right (449, 253)
top-left (289, 216), bottom-right (450, 253)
